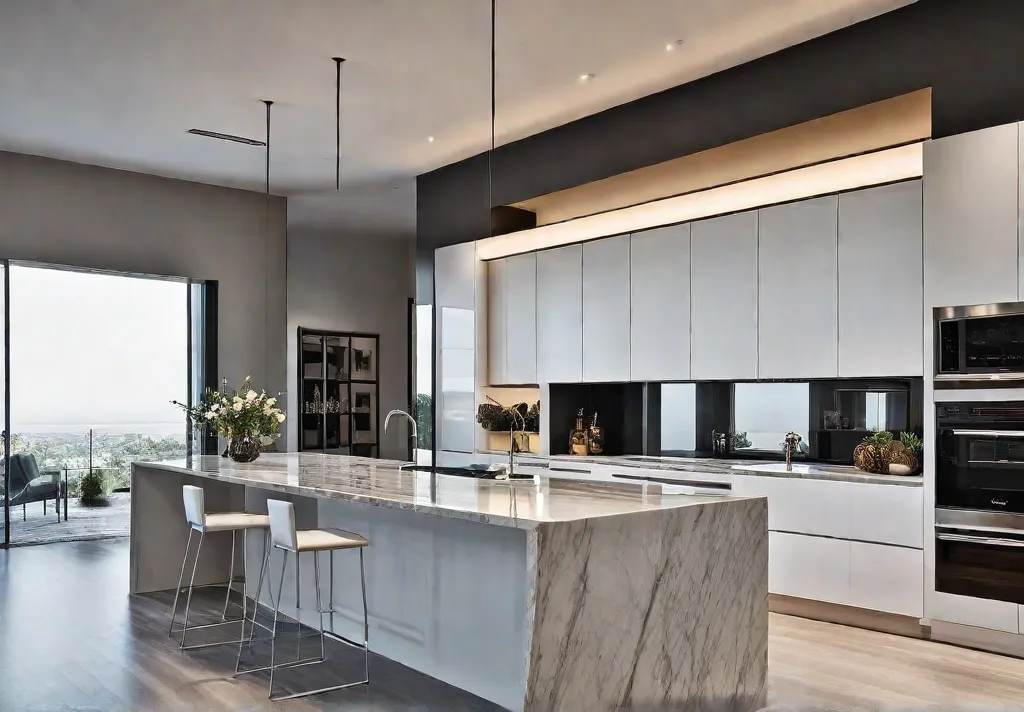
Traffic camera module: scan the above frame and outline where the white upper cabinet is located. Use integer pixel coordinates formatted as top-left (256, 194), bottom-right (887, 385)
top-left (838, 181), bottom-right (924, 377)
top-left (536, 244), bottom-right (583, 383)
top-left (690, 211), bottom-right (759, 380)
top-left (757, 195), bottom-right (838, 379)
top-left (924, 123), bottom-right (1020, 309)
top-left (434, 242), bottom-right (477, 309)
top-left (504, 252), bottom-right (538, 384)
top-left (487, 258), bottom-right (508, 385)
top-left (583, 236), bottom-right (631, 382)
top-left (630, 224), bottom-right (691, 381)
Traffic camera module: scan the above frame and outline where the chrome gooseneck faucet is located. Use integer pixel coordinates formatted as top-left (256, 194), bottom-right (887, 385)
top-left (784, 431), bottom-right (802, 472)
top-left (384, 409), bottom-right (418, 464)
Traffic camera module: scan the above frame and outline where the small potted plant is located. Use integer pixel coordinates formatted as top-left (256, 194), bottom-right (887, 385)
top-left (79, 468), bottom-right (107, 506)
top-left (175, 376), bottom-right (285, 463)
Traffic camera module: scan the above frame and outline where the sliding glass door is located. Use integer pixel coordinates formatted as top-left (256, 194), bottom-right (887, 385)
top-left (1, 260), bottom-right (9, 546)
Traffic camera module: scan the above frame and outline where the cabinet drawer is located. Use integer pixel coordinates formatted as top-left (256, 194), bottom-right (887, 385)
top-left (929, 590), bottom-right (1019, 634)
top-left (849, 541), bottom-right (923, 617)
top-left (769, 532), bottom-right (850, 605)
top-left (846, 483), bottom-right (923, 548)
top-left (734, 476), bottom-right (849, 539)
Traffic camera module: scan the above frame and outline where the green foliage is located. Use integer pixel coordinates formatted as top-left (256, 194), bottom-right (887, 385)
top-left (731, 431), bottom-right (752, 449)
top-left (79, 469), bottom-right (105, 502)
top-left (415, 393), bottom-right (433, 449)
top-left (869, 429), bottom-right (894, 449)
top-left (900, 431), bottom-right (922, 456)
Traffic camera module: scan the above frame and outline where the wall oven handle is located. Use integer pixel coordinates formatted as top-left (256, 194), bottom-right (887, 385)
top-left (937, 532), bottom-right (1024, 548)
top-left (948, 429), bottom-right (1024, 438)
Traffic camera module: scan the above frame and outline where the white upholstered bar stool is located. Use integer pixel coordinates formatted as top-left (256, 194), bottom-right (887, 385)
top-left (243, 498), bottom-right (369, 701)
top-left (168, 484), bottom-right (272, 651)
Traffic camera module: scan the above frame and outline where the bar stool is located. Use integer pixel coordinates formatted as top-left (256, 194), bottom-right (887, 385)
top-left (237, 498), bottom-right (369, 701)
top-left (168, 484), bottom-right (272, 651)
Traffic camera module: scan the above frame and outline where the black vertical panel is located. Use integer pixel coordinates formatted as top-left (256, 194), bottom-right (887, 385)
top-left (202, 281), bottom-right (219, 456)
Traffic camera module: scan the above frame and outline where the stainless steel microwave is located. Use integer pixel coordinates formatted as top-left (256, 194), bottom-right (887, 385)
top-left (936, 302), bottom-right (1024, 378)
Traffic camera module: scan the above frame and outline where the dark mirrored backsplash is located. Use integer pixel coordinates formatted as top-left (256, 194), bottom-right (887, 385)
top-left (547, 378), bottom-right (923, 464)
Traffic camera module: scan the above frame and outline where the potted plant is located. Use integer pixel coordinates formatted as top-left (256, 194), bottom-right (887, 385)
top-left (175, 376), bottom-right (285, 463)
top-left (79, 468), bottom-right (107, 506)
top-left (853, 430), bottom-right (921, 476)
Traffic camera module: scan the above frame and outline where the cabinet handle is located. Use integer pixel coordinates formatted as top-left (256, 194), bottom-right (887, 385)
top-left (936, 532), bottom-right (1024, 548)
top-left (949, 429), bottom-right (1024, 437)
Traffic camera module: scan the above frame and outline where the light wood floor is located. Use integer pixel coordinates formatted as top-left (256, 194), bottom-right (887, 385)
top-left (3, 539), bottom-right (1024, 711)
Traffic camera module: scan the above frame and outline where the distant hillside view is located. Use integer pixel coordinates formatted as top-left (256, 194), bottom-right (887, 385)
top-left (4, 265), bottom-right (188, 498)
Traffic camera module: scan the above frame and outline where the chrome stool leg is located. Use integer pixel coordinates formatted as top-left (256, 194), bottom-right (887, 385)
top-left (168, 528), bottom-right (194, 636)
top-left (179, 530), bottom-right (205, 650)
top-left (221, 529), bottom-right (236, 620)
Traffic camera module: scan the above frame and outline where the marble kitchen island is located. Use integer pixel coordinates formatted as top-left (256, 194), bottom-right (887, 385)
top-left (131, 454), bottom-right (767, 711)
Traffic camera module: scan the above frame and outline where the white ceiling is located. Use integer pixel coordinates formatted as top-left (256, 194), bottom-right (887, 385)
top-left (0, 0), bottom-right (914, 226)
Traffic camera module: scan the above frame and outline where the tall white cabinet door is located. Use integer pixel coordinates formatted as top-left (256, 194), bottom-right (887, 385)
top-left (924, 123), bottom-right (1020, 309)
top-left (504, 252), bottom-right (538, 385)
top-left (487, 259), bottom-right (508, 385)
top-left (838, 181), bottom-right (923, 377)
top-left (690, 211), bottom-right (759, 380)
top-left (583, 236), bottom-right (631, 382)
top-left (536, 245), bottom-right (583, 383)
top-left (758, 195), bottom-right (838, 379)
top-left (630, 224), bottom-right (691, 381)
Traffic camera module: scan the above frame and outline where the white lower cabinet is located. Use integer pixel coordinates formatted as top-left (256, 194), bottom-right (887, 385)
top-left (929, 590), bottom-right (1019, 634)
top-left (1019, 605), bottom-right (1024, 635)
top-left (845, 483), bottom-right (923, 548)
top-left (769, 532), bottom-right (850, 606)
top-left (849, 542), bottom-right (923, 617)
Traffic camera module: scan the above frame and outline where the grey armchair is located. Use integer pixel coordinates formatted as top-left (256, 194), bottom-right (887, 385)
top-left (1, 453), bottom-right (64, 521)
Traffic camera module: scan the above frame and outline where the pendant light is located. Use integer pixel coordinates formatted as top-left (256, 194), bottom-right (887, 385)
top-left (333, 57), bottom-right (346, 190)
top-left (488, 0), bottom-right (495, 235)
top-left (262, 99), bottom-right (273, 390)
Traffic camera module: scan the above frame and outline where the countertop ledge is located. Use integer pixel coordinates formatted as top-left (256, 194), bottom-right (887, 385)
top-left (490, 453), bottom-right (923, 487)
top-left (133, 454), bottom-right (757, 530)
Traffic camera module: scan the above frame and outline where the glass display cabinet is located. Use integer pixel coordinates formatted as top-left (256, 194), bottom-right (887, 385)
top-left (298, 328), bottom-right (380, 457)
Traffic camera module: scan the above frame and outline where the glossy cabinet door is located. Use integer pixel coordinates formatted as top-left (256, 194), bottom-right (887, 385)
top-left (769, 532), bottom-right (850, 605)
top-left (849, 542), bottom-right (923, 617)
top-left (536, 244), bottom-right (583, 383)
top-left (757, 195), bottom-right (838, 378)
top-left (690, 210), bottom-right (759, 380)
top-left (487, 258), bottom-right (507, 385)
top-left (838, 181), bottom-right (923, 377)
top-left (629, 224), bottom-right (691, 381)
top-left (924, 122), bottom-right (1020, 309)
top-left (504, 252), bottom-right (538, 385)
top-left (583, 235), bottom-right (631, 382)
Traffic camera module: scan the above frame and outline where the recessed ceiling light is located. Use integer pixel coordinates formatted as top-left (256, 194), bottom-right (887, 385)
top-left (579, 73), bottom-right (596, 82)
top-left (427, 136), bottom-right (435, 143)
top-left (666, 40), bottom-right (684, 51)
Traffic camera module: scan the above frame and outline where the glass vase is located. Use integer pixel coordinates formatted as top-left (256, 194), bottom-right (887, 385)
top-left (229, 433), bottom-right (262, 463)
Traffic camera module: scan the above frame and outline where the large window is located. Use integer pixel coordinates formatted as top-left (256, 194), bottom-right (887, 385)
top-left (4, 265), bottom-right (190, 546)
top-left (414, 303), bottom-right (433, 459)
top-left (732, 382), bottom-right (809, 454)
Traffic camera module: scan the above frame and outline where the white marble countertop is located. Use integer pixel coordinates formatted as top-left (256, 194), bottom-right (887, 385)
top-left (134, 453), bottom-right (753, 530)
top-left (486, 452), bottom-right (923, 487)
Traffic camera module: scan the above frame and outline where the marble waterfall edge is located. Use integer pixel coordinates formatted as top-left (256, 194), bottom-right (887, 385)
top-left (522, 498), bottom-right (768, 712)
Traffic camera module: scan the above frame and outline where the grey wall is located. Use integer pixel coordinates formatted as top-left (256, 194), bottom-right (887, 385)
top-left (0, 150), bottom-right (287, 397)
top-left (285, 226), bottom-right (414, 459)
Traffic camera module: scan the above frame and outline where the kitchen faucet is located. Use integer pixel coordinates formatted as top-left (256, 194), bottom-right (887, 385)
top-left (384, 409), bottom-right (418, 466)
top-left (784, 431), bottom-right (802, 471)
top-left (487, 396), bottom-right (525, 479)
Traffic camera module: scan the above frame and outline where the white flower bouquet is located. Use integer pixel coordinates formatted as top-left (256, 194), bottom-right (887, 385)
top-left (174, 376), bottom-right (285, 449)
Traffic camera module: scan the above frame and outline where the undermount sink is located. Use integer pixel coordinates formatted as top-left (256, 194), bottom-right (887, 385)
top-left (731, 463), bottom-right (858, 476)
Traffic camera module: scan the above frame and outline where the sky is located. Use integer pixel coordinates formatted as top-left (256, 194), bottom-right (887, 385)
top-left (2, 265), bottom-right (187, 435)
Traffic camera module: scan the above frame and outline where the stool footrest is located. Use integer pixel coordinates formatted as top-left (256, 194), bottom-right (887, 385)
top-left (271, 678), bottom-right (368, 702)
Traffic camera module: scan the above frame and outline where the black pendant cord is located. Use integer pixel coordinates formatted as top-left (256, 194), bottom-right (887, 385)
top-left (333, 57), bottom-right (345, 191)
top-left (488, 0), bottom-right (495, 235)
top-left (263, 99), bottom-right (273, 383)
